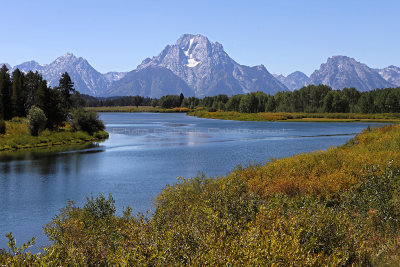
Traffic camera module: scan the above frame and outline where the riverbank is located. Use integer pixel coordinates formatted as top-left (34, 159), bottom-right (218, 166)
top-left (87, 106), bottom-right (400, 123)
top-left (0, 118), bottom-right (108, 152)
top-left (86, 106), bottom-right (189, 113)
top-left (188, 110), bottom-right (400, 123)
top-left (2, 122), bottom-right (400, 265)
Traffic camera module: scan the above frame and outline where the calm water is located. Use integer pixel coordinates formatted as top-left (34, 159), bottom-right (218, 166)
top-left (0, 113), bottom-right (386, 250)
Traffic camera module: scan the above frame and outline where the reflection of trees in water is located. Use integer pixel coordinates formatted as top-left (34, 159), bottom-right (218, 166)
top-left (0, 143), bottom-right (104, 177)
top-left (1, 162), bottom-right (10, 174)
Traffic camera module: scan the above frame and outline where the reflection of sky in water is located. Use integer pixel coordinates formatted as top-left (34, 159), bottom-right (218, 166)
top-left (0, 112), bottom-right (388, 251)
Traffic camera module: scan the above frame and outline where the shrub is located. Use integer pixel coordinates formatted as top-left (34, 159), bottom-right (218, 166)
top-left (71, 109), bottom-right (105, 135)
top-left (151, 99), bottom-right (158, 107)
top-left (0, 120), bottom-right (6, 134)
top-left (27, 106), bottom-right (47, 136)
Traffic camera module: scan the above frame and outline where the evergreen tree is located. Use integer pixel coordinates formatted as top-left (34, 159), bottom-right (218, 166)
top-left (34, 80), bottom-right (50, 114)
top-left (0, 65), bottom-right (12, 119)
top-left (179, 93), bottom-right (184, 106)
top-left (358, 93), bottom-right (375, 113)
top-left (323, 91), bottom-right (334, 112)
top-left (58, 72), bottom-right (75, 111)
top-left (24, 71), bottom-right (42, 113)
top-left (265, 95), bottom-right (276, 112)
top-left (132, 95), bottom-right (143, 108)
top-left (11, 69), bottom-right (26, 117)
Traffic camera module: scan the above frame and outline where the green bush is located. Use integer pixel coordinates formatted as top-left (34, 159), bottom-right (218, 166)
top-left (27, 106), bottom-right (47, 136)
top-left (0, 120), bottom-right (6, 134)
top-left (72, 109), bottom-right (105, 135)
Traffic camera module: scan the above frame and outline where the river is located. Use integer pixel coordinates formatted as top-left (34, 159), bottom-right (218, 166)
top-left (0, 112), bottom-right (386, 250)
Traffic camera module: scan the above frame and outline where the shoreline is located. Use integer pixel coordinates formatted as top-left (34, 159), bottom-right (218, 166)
top-left (187, 110), bottom-right (400, 123)
top-left (87, 107), bottom-right (400, 123)
top-left (0, 130), bottom-right (108, 153)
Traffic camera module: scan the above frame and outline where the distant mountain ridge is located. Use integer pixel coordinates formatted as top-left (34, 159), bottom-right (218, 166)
top-left (273, 71), bottom-right (310, 91)
top-left (376, 65), bottom-right (400, 87)
top-left (2, 53), bottom-right (120, 96)
top-left (308, 56), bottom-right (394, 91)
top-left (2, 35), bottom-right (400, 96)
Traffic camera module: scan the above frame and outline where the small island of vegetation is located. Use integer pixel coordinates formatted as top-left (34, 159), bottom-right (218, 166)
top-left (0, 65), bottom-right (108, 152)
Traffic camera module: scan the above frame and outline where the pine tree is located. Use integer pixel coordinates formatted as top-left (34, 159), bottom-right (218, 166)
top-left (11, 68), bottom-right (26, 117)
top-left (24, 71), bottom-right (42, 113)
top-left (0, 65), bottom-right (12, 119)
top-left (58, 72), bottom-right (75, 110)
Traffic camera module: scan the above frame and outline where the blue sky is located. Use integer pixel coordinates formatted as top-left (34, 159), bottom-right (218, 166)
top-left (2, 0), bottom-right (399, 75)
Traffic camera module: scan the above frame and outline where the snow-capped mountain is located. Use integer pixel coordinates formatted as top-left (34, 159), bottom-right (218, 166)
top-left (132, 34), bottom-right (288, 97)
top-left (274, 71), bottom-right (310, 91)
top-left (376, 65), bottom-right (400, 87)
top-left (308, 56), bottom-right (394, 91)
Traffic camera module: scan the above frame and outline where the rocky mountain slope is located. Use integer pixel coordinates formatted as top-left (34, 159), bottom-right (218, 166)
top-left (308, 56), bottom-right (394, 91)
top-left (108, 66), bottom-right (195, 98)
top-left (274, 71), bottom-right (310, 91)
top-left (376, 65), bottom-right (400, 87)
top-left (3, 54), bottom-right (112, 96)
top-left (131, 34), bottom-right (288, 97)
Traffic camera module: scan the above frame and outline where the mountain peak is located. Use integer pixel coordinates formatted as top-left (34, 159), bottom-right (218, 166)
top-left (176, 34), bottom-right (209, 46)
top-left (310, 56), bottom-right (393, 91)
top-left (56, 52), bottom-right (78, 62)
top-left (377, 65), bottom-right (400, 86)
top-left (63, 52), bottom-right (75, 57)
top-left (274, 71), bottom-right (310, 91)
top-left (136, 34), bottom-right (287, 96)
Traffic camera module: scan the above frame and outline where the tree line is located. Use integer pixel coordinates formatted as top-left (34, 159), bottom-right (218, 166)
top-left (84, 84), bottom-right (400, 114)
top-left (0, 64), bottom-right (106, 137)
top-left (0, 64), bottom-right (80, 127)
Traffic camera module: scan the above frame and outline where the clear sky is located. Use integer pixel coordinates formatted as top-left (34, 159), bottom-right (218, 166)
top-left (2, 0), bottom-right (399, 76)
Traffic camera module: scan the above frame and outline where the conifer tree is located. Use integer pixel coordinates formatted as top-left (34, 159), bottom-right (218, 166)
top-left (24, 71), bottom-right (42, 113)
top-left (0, 65), bottom-right (12, 119)
top-left (58, 72), bottom-right (75, 111)
top-left (11, 68), bottom-right (27, 117)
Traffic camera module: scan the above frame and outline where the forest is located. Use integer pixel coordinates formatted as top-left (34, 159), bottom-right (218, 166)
top-left (84, 84), bottom-right (400, 114)
top-left (0, 65), bottom-right (106, 150)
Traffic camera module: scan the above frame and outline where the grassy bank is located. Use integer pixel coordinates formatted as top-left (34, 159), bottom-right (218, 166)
top-left (189, 110), bottom-right (400, 123)
top-left (86, 106), bottom-right (190, 113)
top-left (2, 123), bottom-right (400, 265)
top-left (0, 118), bottom-right (108, 152)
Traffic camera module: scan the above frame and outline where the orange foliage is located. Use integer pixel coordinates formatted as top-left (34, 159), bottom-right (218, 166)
top-left (229, 125), bottom-right (400, 198)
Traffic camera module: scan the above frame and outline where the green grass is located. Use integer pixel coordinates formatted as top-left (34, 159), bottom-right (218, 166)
top-left (188, 110), bottom-right (400, 123)
top-left (0, 118), bottom-right (108, 152)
